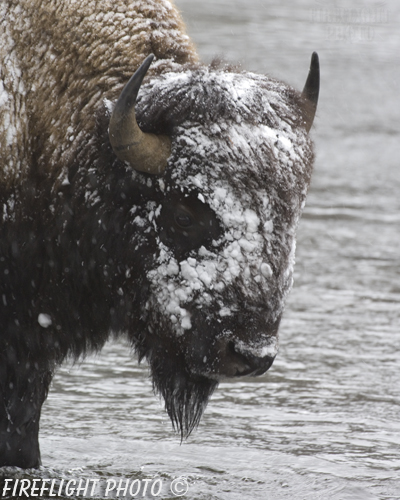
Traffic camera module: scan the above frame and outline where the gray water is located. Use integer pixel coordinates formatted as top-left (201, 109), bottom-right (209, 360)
top-left (6, 0), bottom-right (400, 498)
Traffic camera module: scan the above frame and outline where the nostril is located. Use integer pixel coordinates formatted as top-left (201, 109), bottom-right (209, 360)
top-left (227, 340), bottom-right (250, 365)
top-left (222, 340), bottom-right (251, 376)
top-left (227, 340), bottom-right (239, 357)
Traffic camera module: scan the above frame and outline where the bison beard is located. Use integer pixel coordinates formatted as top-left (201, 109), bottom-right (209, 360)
top-left (150, 352), bottom-right (218, 439)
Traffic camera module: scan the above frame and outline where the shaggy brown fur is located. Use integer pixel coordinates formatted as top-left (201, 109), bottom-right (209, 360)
top-left (0, 0), bottom-right (197, 191)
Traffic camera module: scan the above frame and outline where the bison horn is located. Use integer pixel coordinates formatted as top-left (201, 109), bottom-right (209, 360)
top-left (109, 54), bottom-right (171, 175)
top-left (302, 52), bottom-right (320, 132)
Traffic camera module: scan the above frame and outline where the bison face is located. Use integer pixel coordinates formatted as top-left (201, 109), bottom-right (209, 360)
top-left (108, 55), bottom-right (318, 436)
top-left (146, 146), bottom-right (287, 380)
top-left (155, 186), bottom-right (279, 379)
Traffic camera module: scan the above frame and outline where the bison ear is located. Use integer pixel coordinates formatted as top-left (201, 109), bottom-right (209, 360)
top-left (301, 52), bottom-right (320, 132)
top-left (109, 54), bottom-right (171, 175)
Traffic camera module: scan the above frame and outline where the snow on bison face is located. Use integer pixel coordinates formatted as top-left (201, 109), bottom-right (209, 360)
top-left (108, 55), bottom-right (318, 435)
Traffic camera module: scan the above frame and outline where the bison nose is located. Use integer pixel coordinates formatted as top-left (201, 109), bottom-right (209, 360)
top-left (221, 339), bottom-right (277, 377)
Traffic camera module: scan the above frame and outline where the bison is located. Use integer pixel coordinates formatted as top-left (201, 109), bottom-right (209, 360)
top-left (0, 0), bottom-right (319, 468)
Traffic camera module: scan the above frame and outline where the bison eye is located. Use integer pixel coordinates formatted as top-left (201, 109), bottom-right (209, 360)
top-left (175, 213), bottom-right (193, 228)
top-left (158, 193), bottom-right (222, 259)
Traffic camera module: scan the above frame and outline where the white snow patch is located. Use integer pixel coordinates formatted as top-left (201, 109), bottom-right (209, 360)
top-left (38, 314), bottom-right (52, 328)
top-left (219, 307), bottom-right (232, 317)
top-left (260, 263), bottom-right (273, 278)
top-left (236, 336), bottom-right (279, 359)
top-left (181, 314), bottom-right (192, 330)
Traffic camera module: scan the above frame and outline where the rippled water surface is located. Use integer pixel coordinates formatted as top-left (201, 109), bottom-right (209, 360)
top-left (4, 0), bottom-right (400, 498)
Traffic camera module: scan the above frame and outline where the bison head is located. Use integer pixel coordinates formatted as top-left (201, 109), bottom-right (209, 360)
top-left (108, 54), bottom-right (319, 436)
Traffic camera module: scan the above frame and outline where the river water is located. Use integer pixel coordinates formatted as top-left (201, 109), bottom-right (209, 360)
top-left (3, 0), bottom-right (400, 499)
